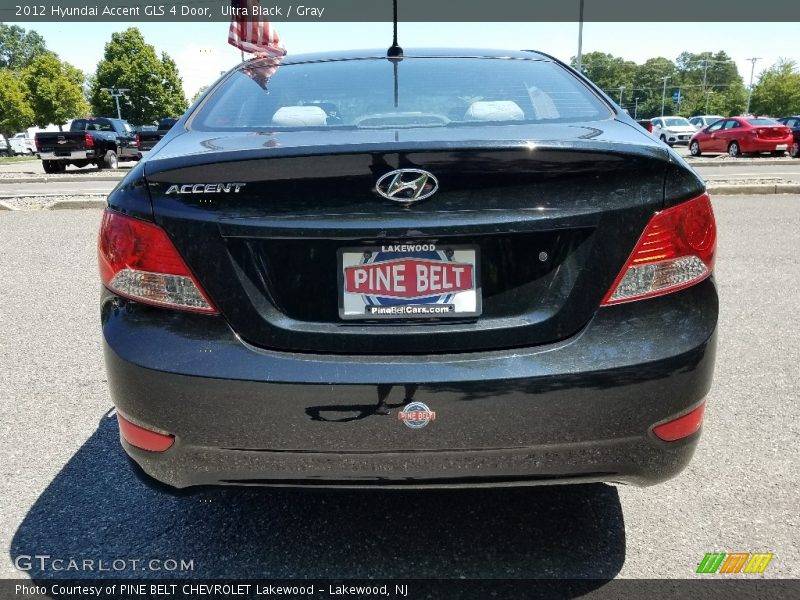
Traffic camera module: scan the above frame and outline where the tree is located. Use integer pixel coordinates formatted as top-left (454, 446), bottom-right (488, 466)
top-left (0, 69), bottom-right (34, 135)
top-left (90, 28), bottom-right (188, 125)
top-left (673, 51), bottom-right (745, 117)
top-left (571, 52), bottom-right (637, 102)
top-left (22, 54), bottom-right (89, 128)
top-left (191, 85), bottom-right (209, 104)
top-left (0, 24), bottom-right (49, 71)
top-left (750, 59), bottom-right (800, 117)
top-left (630, 57), bottom-right (676, 118)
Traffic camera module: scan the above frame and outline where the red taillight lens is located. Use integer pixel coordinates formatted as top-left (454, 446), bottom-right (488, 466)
top-left (653, 403), bottom-right (705, 441)
top-left (84, 132), bottom-right (94, 148)
top-left (117, 413), bottom-right (175, 452)
top-left (602, 193), bottom-right (716, 305)
top-left (98, 210), bottom-right (218, 313)
top-left (134, 133), bottom-right (141, 148)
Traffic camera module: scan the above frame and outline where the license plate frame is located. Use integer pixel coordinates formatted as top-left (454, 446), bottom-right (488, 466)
top-left (337, 243), bottom-right (482, 321)
top-left (776, 144), bottom-right (788, 151)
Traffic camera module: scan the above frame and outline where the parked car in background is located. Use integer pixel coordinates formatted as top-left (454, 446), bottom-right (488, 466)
top-left (0, 135), bottom-right (11, 156)
top-left (34, 117), bottom-right (139, 173)
top-left (689, 117), bottom-right (793, 157)
top-left (776, 116), bottom-right (800, 158)
top-left (689, 115), bottom-right (724, 130)
top-left (9, 132), bottom-right (36, 155)
top-left (135, 117), bottom-right (179, 158)
top-left (650, 116), bottom-right (696, 146)
top-left (636, 119), bottom-right (653, 132)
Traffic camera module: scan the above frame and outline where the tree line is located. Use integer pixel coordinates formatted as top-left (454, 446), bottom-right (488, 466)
top-left (572, 51), bottom-right (800, 119)
top-left (0, 25), bottom-right (188, 136)
top-left (1, 25), bottom-right (799, 136)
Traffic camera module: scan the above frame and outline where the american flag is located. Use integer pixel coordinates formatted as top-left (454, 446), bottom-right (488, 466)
top-left (228, 0), bottom-right (287, 58)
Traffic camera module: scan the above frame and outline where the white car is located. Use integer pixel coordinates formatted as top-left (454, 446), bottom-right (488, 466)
top-left (8, 133), bottom-right (36, 155)
top-left (689, 115), bottom-right (724, 130)
top-left (650, 116), bottom-right (697, 146)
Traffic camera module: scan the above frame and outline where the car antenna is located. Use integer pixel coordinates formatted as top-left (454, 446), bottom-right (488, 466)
top-left (387, 0), bottom-right (403, 58)
top-left (386, 0), bottom-right (402, 108)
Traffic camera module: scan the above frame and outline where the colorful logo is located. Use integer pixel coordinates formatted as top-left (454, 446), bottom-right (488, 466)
top-left (345, 247), bottom-right (473, 307)
top-left (697, 552), bottom-right (774, 574)
top-left (398, 401), bottom-right (436, 429)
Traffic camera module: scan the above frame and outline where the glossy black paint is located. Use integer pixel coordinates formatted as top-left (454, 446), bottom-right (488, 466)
top-left (149, 141), bottom-right (671, 354)
top-left (103, 278), bottom-right (717, 487)
top-left (102, 49), bottom-right (716, 488)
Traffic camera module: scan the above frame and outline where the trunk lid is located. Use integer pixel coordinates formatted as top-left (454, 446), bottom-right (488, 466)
top-left (145, 122), bottom-right (669, 355)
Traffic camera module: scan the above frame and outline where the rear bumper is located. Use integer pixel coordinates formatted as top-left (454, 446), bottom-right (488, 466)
top-left (742, 138), bottom-right (793, 152)
top-left (38, 150), bottom-right (94, 160)
top-left (103, 279), bottom-right (718, 489)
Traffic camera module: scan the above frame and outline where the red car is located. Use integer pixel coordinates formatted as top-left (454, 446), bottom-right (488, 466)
top-left (689, 117), bottom-right (793, 157)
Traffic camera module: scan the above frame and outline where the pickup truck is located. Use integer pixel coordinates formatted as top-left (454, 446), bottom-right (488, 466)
top-left (34, 117), bottom-right (139, 173)
top-left (135, 117), bottom-right (178, 158)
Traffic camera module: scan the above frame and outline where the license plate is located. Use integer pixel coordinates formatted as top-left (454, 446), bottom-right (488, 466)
top-left (776, 144), bottom-right (788, 150)
top-left (338, 243), bottom-right (481, 320)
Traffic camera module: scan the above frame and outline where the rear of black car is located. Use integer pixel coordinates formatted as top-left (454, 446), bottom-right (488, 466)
top-left (100, 50), bottom-right (717, 489)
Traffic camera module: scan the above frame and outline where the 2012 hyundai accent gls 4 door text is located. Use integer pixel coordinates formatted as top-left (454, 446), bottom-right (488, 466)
top-left (99, 49), bottom-right (718, 489)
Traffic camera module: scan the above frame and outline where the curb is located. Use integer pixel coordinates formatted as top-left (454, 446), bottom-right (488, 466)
top-left (49, 198), bottom-right (108, 210)
top-left (688, 158), bottom-right (798, 167)
top-left (0, 193), bottom-right (107, 199)
top-left (0, 200), bottom-right (16, 211)
top-left (707, 183), bottom-right (800, 195)
top-left (0, 176), bottom-right (123, 184)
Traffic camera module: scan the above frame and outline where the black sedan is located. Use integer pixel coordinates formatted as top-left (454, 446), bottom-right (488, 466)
top-left (99, 49), bottom-right (718, 490)
top-left (777, 116), bottom-right (800, 157)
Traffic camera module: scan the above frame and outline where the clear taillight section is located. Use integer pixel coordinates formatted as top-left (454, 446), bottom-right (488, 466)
top-left (98, 209), bottom-right (218, 313)
top-left (602, 193), bottom-right (716, 305)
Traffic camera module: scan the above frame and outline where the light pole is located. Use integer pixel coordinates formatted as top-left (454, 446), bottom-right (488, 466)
top-left (745, 57), bottom-right (761, 115)
top-left (634, 97), bottom-right (640, 119)
top-left (576, 0), bottom-right (584, 72)
top-left (660, 76), bottom-right (670, 117)
top-left (691, 57), bottom-right (733, 103)
top-left (101, 88), bottom-right (130, 120)
top-left (618, 86), bottom-right (624, 106)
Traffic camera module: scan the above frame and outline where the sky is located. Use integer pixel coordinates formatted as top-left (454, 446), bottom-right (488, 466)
top-left (14, 21), bottom-right (800, 102)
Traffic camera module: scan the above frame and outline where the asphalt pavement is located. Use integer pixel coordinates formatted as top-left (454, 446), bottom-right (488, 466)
top-left (0, 196), bottom-right (798, 583)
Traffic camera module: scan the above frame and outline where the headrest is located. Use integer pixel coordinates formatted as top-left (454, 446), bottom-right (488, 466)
top-left (464, 101), bottom-right (524, 122)
top-left (272, 106), bottom-right (328, 127)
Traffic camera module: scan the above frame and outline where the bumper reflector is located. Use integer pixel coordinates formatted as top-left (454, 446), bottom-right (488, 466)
top-left (653, 403), bottom-right (706, 441)
top-left (117, 413), bottom-right (175, 452)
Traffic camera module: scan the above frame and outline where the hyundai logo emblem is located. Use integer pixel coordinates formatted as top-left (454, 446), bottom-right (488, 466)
top-left (375, 169), bottom-right (439, 204)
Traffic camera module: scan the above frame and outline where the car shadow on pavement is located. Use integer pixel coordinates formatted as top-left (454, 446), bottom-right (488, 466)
top-left (11, 413), bottom-right (626, 592)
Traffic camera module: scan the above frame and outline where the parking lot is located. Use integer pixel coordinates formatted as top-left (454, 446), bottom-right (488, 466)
top-left (0, 194), bottom-right (798, 582)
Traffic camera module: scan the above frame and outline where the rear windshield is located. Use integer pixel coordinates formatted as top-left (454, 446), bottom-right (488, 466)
top-left (747, 118), bottom-right (779, 126)
top-left (191, 57), bottom-right (612, 131)
top-left (663, 117), bottom-right (692, 127)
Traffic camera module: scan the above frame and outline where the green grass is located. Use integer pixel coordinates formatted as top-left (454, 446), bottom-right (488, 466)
top-left (0, 155), bottom-right (38, 163)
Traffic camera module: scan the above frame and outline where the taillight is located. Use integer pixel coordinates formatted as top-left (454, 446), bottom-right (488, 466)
top-left (34, 137), bottom-right (40, 152)
top-left (84, 132), bottom-right (94, 148)
top-left (134, 133), bottom-right (141, 148)
top-left (653, 403), bottom-right (705, 441)
top-left (98, 209), bottom-right (218, 313)
top-left (117, 413), bottom-right (175, 452)
top-left (602, 193), bottom-right (716, 305)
